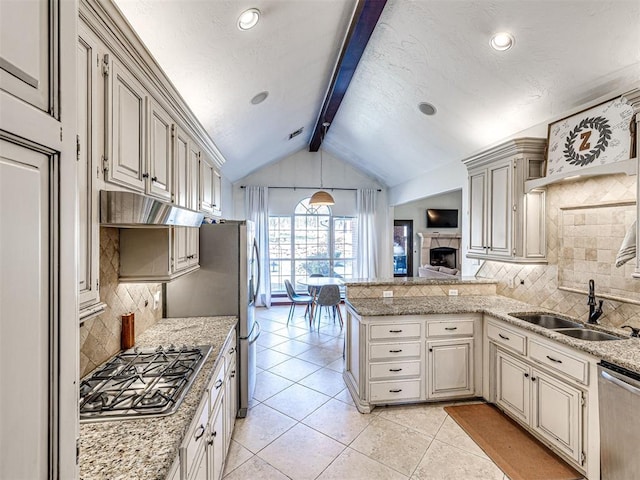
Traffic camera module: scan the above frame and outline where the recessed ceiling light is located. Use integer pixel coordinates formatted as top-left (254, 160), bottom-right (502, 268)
top-left (418, 102), bottom-right (437, 116)
top-left (250, 91), bottom-right (269, 105)
top-left (490, 32), bottom-right (515, 51)
top-left (238, 8), bottom-right (260, 30)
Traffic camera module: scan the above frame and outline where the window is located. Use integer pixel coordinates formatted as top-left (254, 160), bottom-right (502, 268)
top-left (269, 198), bottom-right (356, 294)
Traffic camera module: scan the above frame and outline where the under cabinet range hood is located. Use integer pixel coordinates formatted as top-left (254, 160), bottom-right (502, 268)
top-left (100, 190), bottom-right (204, 227)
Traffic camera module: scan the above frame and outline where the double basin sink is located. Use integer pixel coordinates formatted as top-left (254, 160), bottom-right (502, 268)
top-left (509, 313), bottom-right (623, 341)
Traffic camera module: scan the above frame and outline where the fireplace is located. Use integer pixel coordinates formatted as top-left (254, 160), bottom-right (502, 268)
top-left (430, 247), bottom-right (457, 269)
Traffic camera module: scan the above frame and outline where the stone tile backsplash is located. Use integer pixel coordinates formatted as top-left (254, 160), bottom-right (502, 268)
top-left (79, 228), bottom-right (162, 377)
top-left (477, 173), bottom-right (640, 329)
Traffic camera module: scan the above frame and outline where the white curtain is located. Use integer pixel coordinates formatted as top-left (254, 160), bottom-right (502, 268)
top-left (245, 186), bottom-right (271, 307)
top-left (356, 188), bottom-right (379, 278)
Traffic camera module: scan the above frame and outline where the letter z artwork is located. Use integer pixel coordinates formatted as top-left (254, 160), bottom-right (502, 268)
top-left (545, 96), bottom-right (633, 178)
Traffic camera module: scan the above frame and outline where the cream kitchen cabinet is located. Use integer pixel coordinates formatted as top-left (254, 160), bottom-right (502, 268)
top-left (147, 98), bottom-right (173, 201)
top-left (105, 54), bottom-right (147, 192)
top-left (119, 228), bottom-right (199, 282)
top-left (495, 348), bottom-right (584, 465)
top-left (77, 25), bottom-right (106, 320)
top-left (463, 137), bottom-right (547, 263)
top-left (200, 154), bottom-right (222, 216)
top-left (173, 227), bottom-right (200, 274)
top-left (486, 316), bottom-right (598, 477)
top-left (174, 125), bottom-right (200, 210)
top-left (344, 309), bottom-right (479, 412)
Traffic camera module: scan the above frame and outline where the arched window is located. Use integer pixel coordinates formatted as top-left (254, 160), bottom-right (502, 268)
top-left (269, 198), bottom-right (357, 293)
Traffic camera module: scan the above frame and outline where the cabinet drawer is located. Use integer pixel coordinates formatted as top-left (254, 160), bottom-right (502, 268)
top-left (370, 342), bottom-right (421, 361)
top-left (208, 360), bottom-right (226, 413)
top-left (529, 339), bottom-right (588, 385)
top-left (427, 320), bottom-right (474, 337)
top-left (370, 323), bottom-right (421, 340)
top-left (370, 361), bottom-right (421, 380)
top-left (370, 379), bottom-right (421, 402)
top-left (487, 322), bottom-right (526, 355)
top-left (180, 396), bottom-right (209, 479)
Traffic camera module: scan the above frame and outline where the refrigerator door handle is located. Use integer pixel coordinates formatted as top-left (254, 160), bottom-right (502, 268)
top-left (253, 239), bottom-right (260, 299)
top-left (239, 319), bottom-right (261, 342)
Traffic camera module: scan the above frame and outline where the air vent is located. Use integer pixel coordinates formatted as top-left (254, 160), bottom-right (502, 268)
top-left (289, 127), bottom-right (304, 139)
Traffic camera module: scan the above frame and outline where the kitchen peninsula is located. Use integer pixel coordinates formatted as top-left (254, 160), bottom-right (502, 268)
top-left (80, 316), bottom-right (237, 480)
top-left (343, 277), bottom-right (640, 480)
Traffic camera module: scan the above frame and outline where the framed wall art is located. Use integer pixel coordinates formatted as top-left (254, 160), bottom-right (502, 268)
top-left (545, 96), bottom-right (634, 178)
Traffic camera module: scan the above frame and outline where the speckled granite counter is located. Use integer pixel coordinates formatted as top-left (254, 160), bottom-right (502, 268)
top-left (80, 316), bottom-right (237, 480)
top-left (346, 295), bottom-right (640, 374)
top-left (344, 277), bottom-right (496, 286)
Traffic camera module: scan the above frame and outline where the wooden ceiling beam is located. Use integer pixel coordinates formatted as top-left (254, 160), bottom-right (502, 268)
top-left (309, 0), bottom-right (388, 152)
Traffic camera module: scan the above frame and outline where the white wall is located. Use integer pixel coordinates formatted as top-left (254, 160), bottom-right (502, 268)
top-left (231, 147), bottom-right (392, 278)
top-left (393, 190), bottom-right (462, 277)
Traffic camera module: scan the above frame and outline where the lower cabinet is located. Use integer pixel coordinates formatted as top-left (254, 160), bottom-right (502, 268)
top-left (344, 309), bottom-right (480, 412)
top-left (495, 348), bottom-right (584, 465)
top-left (175, 330), bottom-right (237, 480)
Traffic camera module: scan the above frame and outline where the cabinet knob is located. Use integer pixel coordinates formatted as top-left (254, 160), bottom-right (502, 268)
top-left (524, 373), bottom-right (529, 378)
top-left (142, 173), bottom-right (149, 178)
top-left (151, 176), bottom-right (158, 182)
top-left (531, 377), bottom-right (537, 382)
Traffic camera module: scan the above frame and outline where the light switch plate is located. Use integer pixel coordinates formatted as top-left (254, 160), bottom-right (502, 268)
top-left (382, 290), bottom-right (393, 298)
top-left (448, 289), bottom-right (459, 296)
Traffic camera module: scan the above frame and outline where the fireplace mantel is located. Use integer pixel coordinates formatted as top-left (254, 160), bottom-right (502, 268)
top-left (417, 232), bottom-right (462, 269)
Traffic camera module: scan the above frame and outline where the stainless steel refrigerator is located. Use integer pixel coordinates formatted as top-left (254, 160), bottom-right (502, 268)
top-left (165, 220), bottom-right (260, 417)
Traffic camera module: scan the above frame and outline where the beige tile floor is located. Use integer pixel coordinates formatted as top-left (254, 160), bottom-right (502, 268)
top-left (224, 305), bottom-right (510, 480)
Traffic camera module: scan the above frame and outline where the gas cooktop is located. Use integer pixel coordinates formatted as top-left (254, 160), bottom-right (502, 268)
top-left (80, 345), bottom-right (212, 423)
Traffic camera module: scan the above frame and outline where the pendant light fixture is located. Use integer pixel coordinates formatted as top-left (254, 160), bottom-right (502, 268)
top-left (309, 122), bottom-right (335, 206)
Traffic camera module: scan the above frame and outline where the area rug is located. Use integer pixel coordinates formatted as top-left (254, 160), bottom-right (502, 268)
top-left (443, 403), bottom-right (583, 480)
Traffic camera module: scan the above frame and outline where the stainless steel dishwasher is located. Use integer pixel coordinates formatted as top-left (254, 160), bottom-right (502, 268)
top-left (598, 361), bottom-right (640, 479)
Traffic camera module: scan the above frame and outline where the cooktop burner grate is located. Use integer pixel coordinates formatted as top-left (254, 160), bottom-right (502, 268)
top-left (80, 345), bottom-right (212, 422)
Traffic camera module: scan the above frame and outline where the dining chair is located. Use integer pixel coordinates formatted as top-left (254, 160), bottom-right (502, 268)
top-left (284, 279), bottom-right (312, 326)
top-left (313, 284), bottom-right (343, 330)
top-left (307, 273), bottom-right (325, 297)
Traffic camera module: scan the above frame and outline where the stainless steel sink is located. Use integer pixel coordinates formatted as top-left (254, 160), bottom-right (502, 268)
top-left (510, 313), bottom-right (583, 330)
top-left (556, 328), bottom-right (622, 341)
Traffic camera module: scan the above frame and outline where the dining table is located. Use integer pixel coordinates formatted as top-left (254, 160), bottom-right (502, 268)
top-left (297, 277), bottom-right (345, 326)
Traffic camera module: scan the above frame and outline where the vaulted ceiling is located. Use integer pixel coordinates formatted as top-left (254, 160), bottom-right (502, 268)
top-left (115, 0), bottom-right (640, 188)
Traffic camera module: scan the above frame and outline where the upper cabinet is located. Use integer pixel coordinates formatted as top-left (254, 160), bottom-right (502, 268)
top-left (200, 153), bottom-right (222, 217)
top-left (0, 0), bottom-right (53, 112)
top-left (147, 99), bottom-right (173, 201)
top-left (105, 54), bottom-right (147, 192)
top-left (463, 138), bottom-right (547, 264)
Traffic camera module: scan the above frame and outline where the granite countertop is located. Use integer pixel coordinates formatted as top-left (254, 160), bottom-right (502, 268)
top-left (80, 316), bottom-right (238, 480)
top-left (346, 295), bottom-right (640, 375)
top-left (344, 277), bottom-right (496, 286)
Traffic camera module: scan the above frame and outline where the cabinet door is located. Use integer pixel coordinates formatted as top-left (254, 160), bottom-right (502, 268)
top-left (147, 99), bottom-right (172, 200)
top-left (468, 170), bottom-right (486, 255)
top-left (174, 126), bottom-right (190, 208)
top-left (199, 156), bottom-right (215, 214)
top-left (496, 349), bottom-right (530, 423)
top-left (188, 228), bottom-right (200, 267)
top-left (225, 359), bottom-right (237, 450)
top-left (208, 395), bottom-right (226, 480)
top-left (428, 339), bottom-right (473, 399)
top-left (487, 161), bottom-right (512, 256)
top-left (0, 139), bottom-right (52, 479)
top-left (188, 143), bottom-right (200, 211)
top-left (77, 28), bottom-right (101, 313)
top-left (173, 227), bottom-right (190, 273)
top-left (0, 0), bottom-right (52, 111)
top-left (106, 56), bottom-right (146, 191)
top-left (532, 369), bottom-right (583, 464)
top-left (190, 445), bottom-right (208, 480)
top-left (212, 168), bottom-right (222, 216)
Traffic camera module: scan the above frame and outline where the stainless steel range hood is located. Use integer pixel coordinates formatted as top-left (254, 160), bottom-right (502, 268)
top-left (100, 190), bottom-right (204, 227)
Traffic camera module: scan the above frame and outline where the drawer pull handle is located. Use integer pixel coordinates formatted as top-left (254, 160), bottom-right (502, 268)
top-left (546, 355), bottom-right (563, 363)
top-left (389, 389), bottom-right (403, 393)
top-left (444, 327), bottom-right (458, 331)
top-left (389, 329), bottom-right (403, 333)
top-left (498, 333), bottom-right (510, 340)
top-left (389, 368), bottom-right (403, 372)
top-left (194, 425), bottom-right (205, 441)
top-left (389, 349), bottom-right (403, 353)
top-left (215, 379), bottom-right (223, 389)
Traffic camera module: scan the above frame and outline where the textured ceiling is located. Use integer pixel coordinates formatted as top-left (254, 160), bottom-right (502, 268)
top-left (115, 0), bottom-right (640, 187)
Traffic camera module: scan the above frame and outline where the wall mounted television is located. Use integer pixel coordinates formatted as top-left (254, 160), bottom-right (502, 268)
top-left (426, 209), bottom-right (458, 228)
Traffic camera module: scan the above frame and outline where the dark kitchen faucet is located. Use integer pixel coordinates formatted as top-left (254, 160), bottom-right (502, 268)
top-left (587, 279), bottom-right (603, 324)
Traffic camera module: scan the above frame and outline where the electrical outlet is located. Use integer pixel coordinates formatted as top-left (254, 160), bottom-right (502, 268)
top-left (153, 291), bottom-right (161, 309)
top-left (382, 290), bottom-right (393, 298)
top-left (448, 289), bottom-right (459, 296)
top-left (507, 277), bottom-right (514, 288)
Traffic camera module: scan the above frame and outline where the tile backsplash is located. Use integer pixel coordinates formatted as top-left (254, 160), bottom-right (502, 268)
top-left (478, 173), bottom-right (640, 329)
top-left (79, 227), bottom-right (162, 377)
